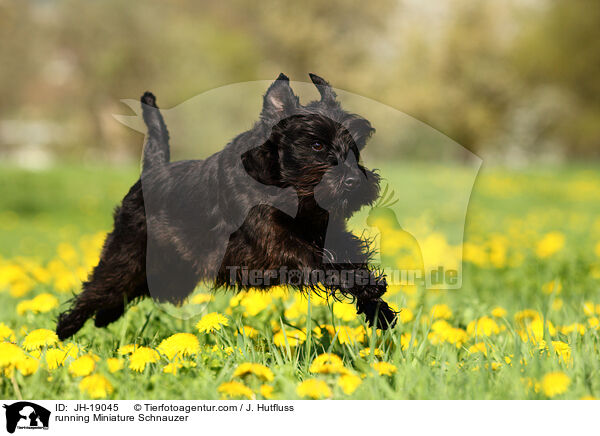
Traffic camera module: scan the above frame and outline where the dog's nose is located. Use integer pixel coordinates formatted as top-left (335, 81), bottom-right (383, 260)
top-left (344, 175), bottom-right (359, 189)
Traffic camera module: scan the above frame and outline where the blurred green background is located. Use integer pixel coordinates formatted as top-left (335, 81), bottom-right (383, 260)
top-left (0, 0), bottom-right (599, 257)
top-left (0, 0), bottom-right (599, 166)
top-left (2, 0), bottom-right (600, 401)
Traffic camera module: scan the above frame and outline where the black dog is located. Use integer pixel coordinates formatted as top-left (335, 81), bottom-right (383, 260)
top-left (56, 73), bottom-right (397, 340)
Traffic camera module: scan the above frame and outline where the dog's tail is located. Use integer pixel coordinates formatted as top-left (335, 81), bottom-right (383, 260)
top-left (140, 91), bottom-right (170, 170)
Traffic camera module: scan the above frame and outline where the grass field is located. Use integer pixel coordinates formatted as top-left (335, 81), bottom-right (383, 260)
top-left (1, 162), bottom-right (600, 399)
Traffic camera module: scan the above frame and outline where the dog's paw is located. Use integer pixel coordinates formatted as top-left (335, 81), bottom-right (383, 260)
top-left (56, 311), bottom-right (87, 341)
top-left (356, 298), bottom-right (397, 330)
top-left (359, 275), bottom-right (387, 300)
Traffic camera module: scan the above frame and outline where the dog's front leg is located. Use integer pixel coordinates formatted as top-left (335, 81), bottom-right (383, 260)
top-left (318, 262), bottom-right (396, 329)
top-left (321, 230), bottom-right (397, 329)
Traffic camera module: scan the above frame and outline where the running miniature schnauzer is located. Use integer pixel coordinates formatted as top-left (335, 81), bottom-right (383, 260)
top-left (56, 73), bottom-right (397, 339)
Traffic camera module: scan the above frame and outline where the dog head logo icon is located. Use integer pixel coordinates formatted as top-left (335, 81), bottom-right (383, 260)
top-left (3, 402), bottom-right (50, 433)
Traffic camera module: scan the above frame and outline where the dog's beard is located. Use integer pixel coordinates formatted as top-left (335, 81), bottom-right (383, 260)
top-left (313, 170), bottom-right (379, 219)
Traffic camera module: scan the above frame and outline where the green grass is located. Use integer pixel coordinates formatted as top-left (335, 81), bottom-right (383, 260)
top-left (1, 162), bottom-right (600, 399)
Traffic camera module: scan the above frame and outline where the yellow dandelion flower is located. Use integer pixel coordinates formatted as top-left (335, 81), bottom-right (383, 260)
top-left (514, 309), bottom-right (541, 325)
top-left (551, 298), bottom-right (563, 311)
top-left (260, 384), bottom-right (274, 399)
top-left (16, 355), bottom-right (39, 376)
top-left (583, 301), bottom-right (596, 317)
top-left (0, 323), bottom-right (16, 342)
top-left (372, 361), bottom-right (397, 376)
top-left (235, 326), bottom-right (259, 339)
top-left (10, 278), bottom-right (34, 297)
top-left (467, 316), bottom-right (500, 337)
top-left (399, 308), bottom-right (414, 323)
top-left (45, 348), bottom-right (68, 370)
top-left (273, 329), bottom-right (306, 347)
top-left (60, 341), bottom-right (81, 355)
top-left (190, 293), bottom-right (213, 304)
top-left (541, 371), bottom-right (570, 398)
top-left (284, 296), bottom-right (308, 319)
top-left (400, 332), bottom-right (417, 350)
top-left (106, 358), bottom-right (124, 373)
top-left (223, 346), bottom-right (242, 356)
top-left (536, 232), bottom-right (565, 258)
top-left (588, 317), bottom-right (599, 329)
top-left (311, 325), bottom-right (324, 339)
top-left (16, 293), bottom-right (59, 315)
top-left (218, 381), bottom-right (253, 399)
top-left (430, 304), bottom-right (452, 319)
top-left (0, 342), bottom-right (25, 368)
top-left (538, 340), bottom-right (572, 365)
top-left (468, 342), bottom-right (488, 355)
top-left (233, 363), bottom-right (274, 381)
top-left (196, 312), bottom-right (229, 334)
top-left (28, 349), bottom-right (42, 359)
top-left (542, 280), bottom-right (562, 295)
top-left (552, 341), bottom-right (572, 365)
top-left (117, 344), bottom-right (140, 355)
top-left (22, 329), bottom-right (58, 350)
top-left (157, 333), bottom-right (199, 360)
top-left (516, 309), bottom-right (541, 325)
top-left (79, 374), bottom-right (114, 399)
top-left (240, 291), bottom-right (273, 317)
top-left (57, 242), bottom-right (78, 264)
top-left (338, 374), bottom-right (362, 395)
top-left (53, 268), bottom-right (80, 293)
top-left (269, 285), bottom-right (289, 300)
top-left (463, 242), bottom-right (488, 267)
top-left (309, 353), bottom-right (347, 375)
top-left (522, 377), bottom-right (540, 393)
top-left (163, 361), bottom-right (182, 375)
top-left (68, 354), bottom-right (98, 377)
top-left (560, 323), bottom-right (586, 336)
top-left (519, 318), bottom-right (556, 344)
top-left (333, 302), bottom-right (357, 321)
top-left (209, 345), bottom-right (240, 356)
top-left (228, 292), bottom-right (244, 307)
top-left (491, 307), bottom-right (507, 318)
top-left (323, 325), bottom-right (365, 345)
top-left (427, 320), bottom-right (468, 347)
top-left (297, 379), bottom-right (331, 399)
top-left (359, 348), bottom-right (383, 358)
top-left (128, 347), bottom-right (159, 372)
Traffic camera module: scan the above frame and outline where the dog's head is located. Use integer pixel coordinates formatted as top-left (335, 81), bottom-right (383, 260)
top-left (243, 73), bottom-right (380, 219)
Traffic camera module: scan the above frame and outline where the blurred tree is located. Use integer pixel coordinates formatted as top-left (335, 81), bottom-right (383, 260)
top-left (512, 0), bottom-right (600, 157)
top-left (0, 0), bottom-right (598, 163)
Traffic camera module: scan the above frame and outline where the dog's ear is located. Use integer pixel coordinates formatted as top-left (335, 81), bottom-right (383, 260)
top-left (345, 116), bottom-right (375, 151)
top-left (261, 73), bottom-right (299, 120)
top-left (241, 141), bottom-right (280, 186)
top-left (309, 73), bottom-right (338, 106)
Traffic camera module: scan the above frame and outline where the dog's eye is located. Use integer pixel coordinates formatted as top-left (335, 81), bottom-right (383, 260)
top-left (311, 142), bottom-right (324, 151)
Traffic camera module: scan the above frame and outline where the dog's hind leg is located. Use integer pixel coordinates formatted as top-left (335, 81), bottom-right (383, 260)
top-left (56, 181), bottom-right (148, 340)
top-left (94, 281), bottom-right (148, 327)
top-left (56, 244), bottom-right (148, 339)
top-left (93, 305), bottom-right (125, 328)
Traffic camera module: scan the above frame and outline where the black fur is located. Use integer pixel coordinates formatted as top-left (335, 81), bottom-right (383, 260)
top-left (56, 73), bottom-right (397, 340)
